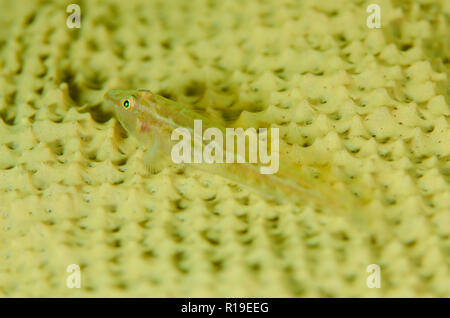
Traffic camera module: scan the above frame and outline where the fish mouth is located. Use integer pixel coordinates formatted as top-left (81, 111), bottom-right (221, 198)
top-left (103, 90), bottom-right (132, 110)
top-left (104, 89), bottom-right (124, 101)
top-left (103, 91), bottom-right (117, 109)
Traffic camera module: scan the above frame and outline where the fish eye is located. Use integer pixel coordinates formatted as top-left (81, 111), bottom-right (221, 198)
top-left (121, 96), bottom-right (135, 110)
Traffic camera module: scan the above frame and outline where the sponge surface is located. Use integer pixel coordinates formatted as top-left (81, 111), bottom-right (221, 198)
top-left (0, 0), bottom-right (448, 297)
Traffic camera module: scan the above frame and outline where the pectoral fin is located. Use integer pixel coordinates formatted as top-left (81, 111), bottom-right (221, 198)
top-left (142, 138), bottom-right (172, 175)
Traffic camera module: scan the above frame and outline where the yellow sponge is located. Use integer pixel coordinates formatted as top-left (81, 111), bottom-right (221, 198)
top-left (0, 0), bottom-right (448, 297)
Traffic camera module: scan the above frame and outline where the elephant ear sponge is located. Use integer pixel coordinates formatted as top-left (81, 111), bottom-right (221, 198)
top-left (0, 0), bottom-right (448, 297)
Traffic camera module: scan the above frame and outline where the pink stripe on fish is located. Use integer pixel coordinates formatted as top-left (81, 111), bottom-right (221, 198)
top-left (140, 121), bottom-right (150, 132)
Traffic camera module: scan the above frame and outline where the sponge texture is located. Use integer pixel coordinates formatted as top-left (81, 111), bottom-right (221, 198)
top-left (0, 0), bottom-right (448, 297)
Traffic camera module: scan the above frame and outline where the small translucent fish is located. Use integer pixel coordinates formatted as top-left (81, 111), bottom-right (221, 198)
top-left (104, 89), bottom-right (347, 208)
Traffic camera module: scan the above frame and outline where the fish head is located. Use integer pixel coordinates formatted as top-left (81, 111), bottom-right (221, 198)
top-left (104, 89), bottom-right (154, 135)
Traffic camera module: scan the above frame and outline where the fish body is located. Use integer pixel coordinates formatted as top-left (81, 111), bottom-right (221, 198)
top-left (104, 89), bottom-right (342, 207)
